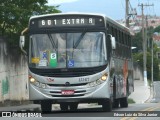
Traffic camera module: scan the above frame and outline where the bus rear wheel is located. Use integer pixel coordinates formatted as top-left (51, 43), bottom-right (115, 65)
top-left (120, 80), bottom-right (129, 108)
top-left (102, 99), bottom-right (112, 112)
top-left (120, 97), bottom-right (128, 108)
top-left (113, 99), bottom-right (119, 108)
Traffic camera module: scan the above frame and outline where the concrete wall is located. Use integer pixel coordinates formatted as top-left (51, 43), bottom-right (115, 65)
top-left (152, 81), bottom-right (160, 102)
top-left (0, 37), bottom-right (29, 103)
top-left (133, 63), bottom-right (143, 81)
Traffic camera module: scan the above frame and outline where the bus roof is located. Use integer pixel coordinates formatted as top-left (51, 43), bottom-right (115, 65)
top-left (30, 12), bottom-right (106, 20)
top-left (30, 12), bottom-right (130, 33)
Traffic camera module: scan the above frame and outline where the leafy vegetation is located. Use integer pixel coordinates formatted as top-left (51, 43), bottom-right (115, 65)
top-left (128, 98), bottom-right (135, 104)
top-left (154, 26), bottom-right (160, 33)
top-left (0, 0), bottom-right (61, 47)
top-left (132, 26), bottom-right (160, 81)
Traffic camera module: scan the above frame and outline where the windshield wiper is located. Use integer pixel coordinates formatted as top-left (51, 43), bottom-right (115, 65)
top-left (73, 32), bottom-right (86, 49)
top-left (47, 34), bottom-right (57, 51)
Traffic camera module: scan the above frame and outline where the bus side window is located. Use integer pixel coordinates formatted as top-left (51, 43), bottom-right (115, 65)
top-left (107, 34), bottom-right (112, 58)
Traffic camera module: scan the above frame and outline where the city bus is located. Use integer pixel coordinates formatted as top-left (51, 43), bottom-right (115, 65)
top-left (19, 13), bottom-right (134, 112)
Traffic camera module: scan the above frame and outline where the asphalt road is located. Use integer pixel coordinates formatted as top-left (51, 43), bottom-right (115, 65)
top-left (1, 103), bottom-right (160, 120)
top-left (43, 103), bottom-right (160, 118)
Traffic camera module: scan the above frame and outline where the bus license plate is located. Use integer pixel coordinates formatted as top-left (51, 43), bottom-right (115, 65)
top-left (61, 90), bottom-right (74, 95)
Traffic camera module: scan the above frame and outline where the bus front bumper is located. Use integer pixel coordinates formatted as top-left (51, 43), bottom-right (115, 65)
top-left (29, 80), bottom-right (110, 103)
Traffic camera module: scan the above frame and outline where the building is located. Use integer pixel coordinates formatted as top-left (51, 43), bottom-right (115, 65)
top-left (117, 15), bottom-right (160, 35)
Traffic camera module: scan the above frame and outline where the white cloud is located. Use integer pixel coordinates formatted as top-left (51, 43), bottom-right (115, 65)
top-left (47, 0), bottom-right (79, 5)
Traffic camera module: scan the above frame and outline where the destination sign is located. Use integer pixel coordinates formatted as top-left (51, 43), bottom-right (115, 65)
top-left (29, 15), bottom-right (105, 30)
top-left (38, 18), bottom-right (96, 27)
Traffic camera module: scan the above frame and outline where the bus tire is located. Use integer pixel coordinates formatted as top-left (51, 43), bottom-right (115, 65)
top-left (102, 99), bottom-right (112, 112)
top-left (120, 79), bottom-right (129, 108)
top-left (120, 97), bottom-right (128, 108)
top-left (41, 101), bottom-right (52, 113)
top-left (60, 103), bottom-right (69, 111)
top-left (69, 103), bottom-right (78, 111)
top-left (113, 99), bottom-right (119, 108)
top-left (112, 78), bottom-right (119, 108)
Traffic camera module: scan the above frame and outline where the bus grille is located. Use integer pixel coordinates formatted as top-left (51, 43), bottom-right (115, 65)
top-left (38, 71), bottom-right (96, 77)
top-left (29, 65), bottom-right (106, 77)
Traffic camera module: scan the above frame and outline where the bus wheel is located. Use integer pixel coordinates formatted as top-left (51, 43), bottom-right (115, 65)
top-left (120, 80), bottom-right (129, 108)
top-left (120, 97), bottom-right (128, 108)
top-left (60, 103), bottom-right (69, 111)
top-left (113, 99), bottom-right (119, 108)
top-left (41, 101), bottom-right (52, 113)
top-left (69, 103), bottom-right (78, 111)
top-left (102, 99), bottom-right (112, 112)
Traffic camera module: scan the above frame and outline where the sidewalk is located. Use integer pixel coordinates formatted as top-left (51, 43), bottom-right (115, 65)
top-left (0, 104), bottom-right (40, 112)
top-left (129, 80), bottom-right (150, 103)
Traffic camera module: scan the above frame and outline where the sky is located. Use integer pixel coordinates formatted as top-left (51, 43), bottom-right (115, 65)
top-left (47, 0), bottom-right (160, 20)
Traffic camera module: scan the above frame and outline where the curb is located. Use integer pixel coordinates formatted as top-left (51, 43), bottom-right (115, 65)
top-left (145, 86), bottom-right (153, 103)
top-left (0, 100), bottom-right (32, 107)
top-left (0, 104), bottom-right (41, 112)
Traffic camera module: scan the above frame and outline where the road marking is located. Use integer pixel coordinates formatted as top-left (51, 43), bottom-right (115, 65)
top-left (121, 118), bottom-right (128, 120)
top-left (147, 106), bottom-right (160, 111)
top-left (120, 105), bottom-right (160, 120)
top-left (130, 106), bottom-right (160, 120)
top-left (120, 107), bottom-right (154, 120)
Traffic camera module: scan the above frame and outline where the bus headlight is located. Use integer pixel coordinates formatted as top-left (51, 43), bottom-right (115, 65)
top-left (89, 79), bottom-right (103, 87)
top-left (29, 76), bottom-right (46, 89)
top-left (96, 79), bottom-right (102, 85)
top-left (29, 77), bottom-right (36, 83)
top-left (35, 81), bottom-right (40, 87)
top-left (89, 82), bottom-right (96, 87)
top-left (40, 83), bottom-right (46, 89)
top-left (101, 74), bottom-right (108, 81)
top-left (88, 73), bottom-right (108, 87)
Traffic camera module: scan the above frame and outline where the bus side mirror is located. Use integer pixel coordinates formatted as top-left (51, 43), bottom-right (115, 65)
top-left (19, 36), bottom-right (25, 48)
top-left (19, 35), bottom-right (27, 55)
top-left (111, 36), bottom-right (116, 50)
top-left (108, 34), bottom-right (116, 50)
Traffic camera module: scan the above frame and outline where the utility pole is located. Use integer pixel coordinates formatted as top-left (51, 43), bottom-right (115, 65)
top-left (138, 3), bottom-right (154, 86)
top-left (146, 16), bottom-right (150, 48)
top-left (125, 0), bottom-right (137, 28)
top-left (151, 34), bottom-right (153, 87)
top-left (125, 0), bottom-right (129, 27)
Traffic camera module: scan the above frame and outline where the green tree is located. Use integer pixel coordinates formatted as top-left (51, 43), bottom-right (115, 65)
top-left (133, 51), bottom-right (159, 81)
top-left (132, 27), bottom-right (154, 52)
top-left (0, 0), bottom-right (61, 36)
top-left (154, 26), bottom-right (160, 33)
top-left (132, 31), bottom-right (143, 52)
top-left (132, 26), bottom-right (160, 81)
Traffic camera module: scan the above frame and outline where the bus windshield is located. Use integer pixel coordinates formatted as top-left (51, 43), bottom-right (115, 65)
top-left (29, 32), bottom-right (107, 68)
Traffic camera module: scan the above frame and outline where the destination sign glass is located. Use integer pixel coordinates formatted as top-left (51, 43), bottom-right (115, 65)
top-left (38, 18), bottom-right (96, 27)
top-left (29, 15), bottom-right (105, 30)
